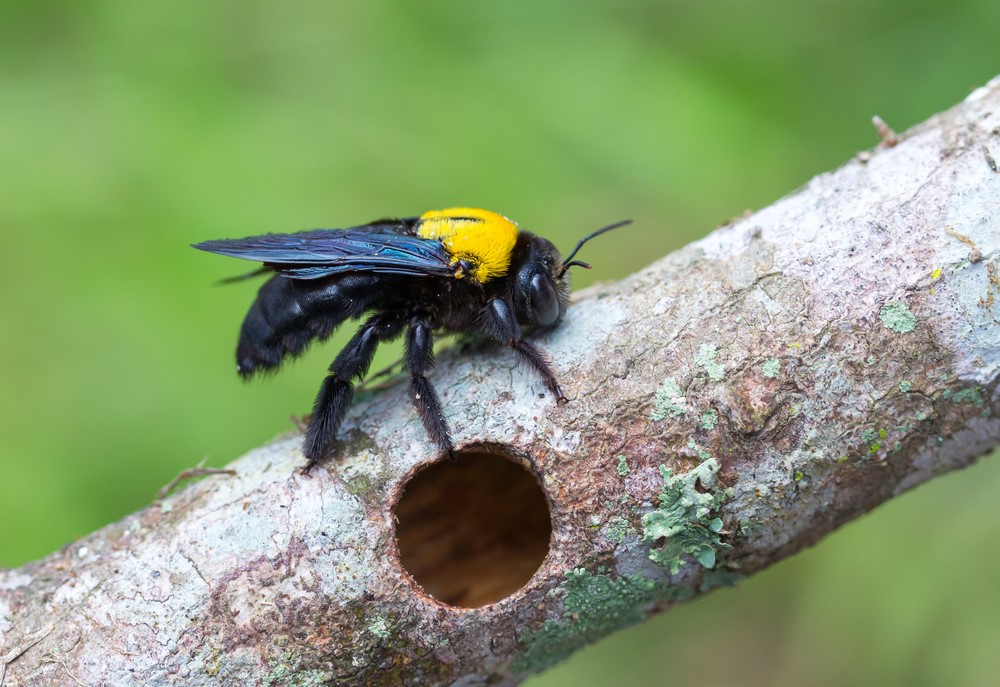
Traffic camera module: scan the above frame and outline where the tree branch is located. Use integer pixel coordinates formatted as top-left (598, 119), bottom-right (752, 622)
top-left (2, 76), bottom-right (999, 687)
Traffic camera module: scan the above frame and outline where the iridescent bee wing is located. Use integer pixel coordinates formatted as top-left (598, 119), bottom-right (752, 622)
top-left (194, 222), bottom-right (455, 280)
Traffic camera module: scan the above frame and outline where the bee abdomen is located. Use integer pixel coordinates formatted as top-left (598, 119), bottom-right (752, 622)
top-left (236, 274), bottom-right (381, 378)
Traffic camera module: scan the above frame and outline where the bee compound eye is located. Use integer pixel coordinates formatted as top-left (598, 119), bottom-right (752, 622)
top-left (530, 274), bottom-right (560, 326)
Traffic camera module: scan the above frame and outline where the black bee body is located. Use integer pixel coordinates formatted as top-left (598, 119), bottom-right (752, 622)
top-left (236, 272), bottom-right (383, 376)
top-left (195, 207), bottom-right (627, 471)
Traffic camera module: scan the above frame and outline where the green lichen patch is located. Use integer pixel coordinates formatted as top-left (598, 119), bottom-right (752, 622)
top-left (879, 301), bottom-right (917, 333)
top-left (860, 427), bottom-right (888, 454)
top-left (686, 437), bottom-right (711, 462)
top-left (264, 652), bottom-right (331, 687)
top-left (368, 616), bottom-right (391, 639)
top-left (898, 380), bottom-right (912, 393)
top-left (762, 357), bottom-right (781, 378)
top-left (738, 518), bottom-right (762, 539)
top-left (642, 460), bottom-right (733, 575)
top-left (345, 473), bottom-right (373, 498)
top-left (651, 378), bottom-right (686, 420)
top-left (695, 343), bottom-right (725, 381)
top-left (514, 569), bottom-right (666, 673)
top-left (616, 455), bottom-right (630, 476)
top-left (604, 515), bottom-right (637, 544)
top-left (699, 409), bottom-right (719, 430)
top-left (944, 386), bottom-right (985, 408)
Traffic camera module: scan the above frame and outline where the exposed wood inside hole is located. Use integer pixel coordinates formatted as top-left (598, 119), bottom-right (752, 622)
top-left (394, 449), bottom-right (552, 608)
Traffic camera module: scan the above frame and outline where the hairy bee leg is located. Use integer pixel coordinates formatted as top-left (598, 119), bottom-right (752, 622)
top-left (405, 318), bottom-right (456, 460)
top-left (481, 298), bottom-right (567, 404)
top-left (302, 312), bottom-right (403, 471)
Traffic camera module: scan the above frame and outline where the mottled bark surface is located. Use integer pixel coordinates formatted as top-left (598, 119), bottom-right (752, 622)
top-left (2, 77), bottom-right (999, 687)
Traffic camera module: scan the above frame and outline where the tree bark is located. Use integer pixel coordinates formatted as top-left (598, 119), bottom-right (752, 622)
top-left (2, 76), bottom-right (999, 687)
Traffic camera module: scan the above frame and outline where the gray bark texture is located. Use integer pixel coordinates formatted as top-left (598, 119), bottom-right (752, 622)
top-left (2, 76), bottom-right (1000, 687)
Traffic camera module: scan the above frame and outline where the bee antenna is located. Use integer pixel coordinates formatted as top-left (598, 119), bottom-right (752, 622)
top-left (558, 219), bottom-right (632, 278)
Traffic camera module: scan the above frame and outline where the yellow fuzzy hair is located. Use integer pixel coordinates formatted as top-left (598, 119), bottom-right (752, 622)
top-left (417, 207), bottom-right (519, 283)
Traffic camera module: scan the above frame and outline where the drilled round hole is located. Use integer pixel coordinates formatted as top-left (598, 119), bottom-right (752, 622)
top-left (393, 448), bottom-right (552, 608)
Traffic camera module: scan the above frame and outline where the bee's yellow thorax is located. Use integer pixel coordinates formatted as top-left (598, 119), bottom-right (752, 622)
top-left (417, 207), bottom-right (519, 283)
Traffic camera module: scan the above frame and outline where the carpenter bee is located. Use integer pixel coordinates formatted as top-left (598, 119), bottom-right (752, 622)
top-left (194, 207), bottom-right (629, 472)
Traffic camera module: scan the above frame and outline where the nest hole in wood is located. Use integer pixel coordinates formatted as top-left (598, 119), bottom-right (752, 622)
top-left (393, 446), bottom-right (552, 608)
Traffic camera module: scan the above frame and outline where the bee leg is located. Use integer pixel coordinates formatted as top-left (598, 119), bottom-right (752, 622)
top-left (481, 298), bottom-right (567, 404)
top-left (302, 312), bottom-right (403, 472)
top-left (405, 318), bottom-right (456, 460)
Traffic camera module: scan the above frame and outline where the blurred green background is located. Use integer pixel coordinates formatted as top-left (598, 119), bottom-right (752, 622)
top-left (1, 1), bottom-right (998, 685)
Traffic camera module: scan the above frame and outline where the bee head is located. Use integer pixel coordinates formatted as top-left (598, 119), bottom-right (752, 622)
top-left (510, 234), bottom-right (567, 328)
top-left (510, 219), bottom-right (631, 328)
